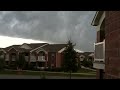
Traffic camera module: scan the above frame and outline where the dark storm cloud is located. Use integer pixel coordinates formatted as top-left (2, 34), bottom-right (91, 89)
top-left (0, 11), bottom-right (96, 51)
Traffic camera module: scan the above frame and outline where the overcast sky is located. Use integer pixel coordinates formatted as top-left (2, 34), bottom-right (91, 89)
top-left (0, 11), bottom-right (96, 52)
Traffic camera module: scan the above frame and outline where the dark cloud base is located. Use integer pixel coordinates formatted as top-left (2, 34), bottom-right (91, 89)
top-left (0, 11), bottom-right (96, 52)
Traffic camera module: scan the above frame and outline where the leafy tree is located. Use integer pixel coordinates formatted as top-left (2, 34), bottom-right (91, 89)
top-left (62, 40), bottom-right (79, 78)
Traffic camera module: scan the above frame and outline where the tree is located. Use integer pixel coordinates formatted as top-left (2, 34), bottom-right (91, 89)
top-left (62, 40), bottom-right (79, 79)
top-left (16, 53), bottom-right (26, 70)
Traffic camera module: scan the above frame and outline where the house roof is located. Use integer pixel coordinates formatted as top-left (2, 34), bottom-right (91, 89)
top-left (2, 43), bottom-right (67, 53)
top-left (91, 11), bottom-right (104, 26)
top-left (0, 48), bottom-right (7, 53)
top-left (79, 52), bottom-right (94, 57)
top-left (42, 44), bottom-right (67, 52)
top-left (4, 45), bottom-right (20, 51)
top-left (27, 43), bottom-right (48, 49)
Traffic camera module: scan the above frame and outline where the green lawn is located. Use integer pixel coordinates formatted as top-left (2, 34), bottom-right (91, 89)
top-left (77, 68), bottom-right (96, 73)
top-left (0, 68), bottom-right (96, 77)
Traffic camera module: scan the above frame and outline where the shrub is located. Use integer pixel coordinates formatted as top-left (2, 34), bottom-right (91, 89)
top-left (82, 58), bottom-right (93, 68)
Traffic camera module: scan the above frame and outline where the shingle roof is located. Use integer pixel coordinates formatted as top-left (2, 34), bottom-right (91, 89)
top-left (2, 43), bottom-right (66, 53)
top-left (27, 43), bottom-right (48, 49)
top-left (4, 45), bottom-right (20, 52)
top-left (3, 45), bottom-right (31, 52)
top-left (42, 44), bottom-right (67, 52)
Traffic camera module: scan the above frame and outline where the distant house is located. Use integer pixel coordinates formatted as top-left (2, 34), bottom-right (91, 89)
top-left (77, 52), bottom-right (94, 62)
top-left (0, 43), bottom-right (67, 69)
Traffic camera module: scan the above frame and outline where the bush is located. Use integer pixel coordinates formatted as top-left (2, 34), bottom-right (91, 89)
top-left (82, 59), bottom-right (93, 68)
top-left (27, 63), bottom-right (34, 70)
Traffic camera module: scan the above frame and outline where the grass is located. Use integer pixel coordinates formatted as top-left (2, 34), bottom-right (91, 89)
top-left (77, 68), bottom-right (96, 73)
top-left (0, 68), bottom-right (96, 77)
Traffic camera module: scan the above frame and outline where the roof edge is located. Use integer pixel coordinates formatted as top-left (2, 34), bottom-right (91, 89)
top-left (91, 11), bottom-right (104, 26)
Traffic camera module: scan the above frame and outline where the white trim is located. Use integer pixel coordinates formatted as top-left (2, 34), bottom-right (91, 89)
top-left (94, 41), bottom-right (104, 45)
top-left (8, 47), bottom-right (18, 52)
top-left (36, 49), bottom-right (47, 54)
top-left (0, 48), bottom-right (6, 53)
top-left (91, 11), bottom-right (104, 26)
top-left (58, 47), bottom-right (66, 53)
top-left (94, 40), bottom-right (105, 62)
top-left (94, 59), bottom-right (104, 62)
top-left (91, 11), bottom-right (99, 26)
top-left (93, 62), bottom-right (105, 69)
top-left (96, 12), bottom-right (105, 32)
top-left (30, 43), bottom-right (48, 53)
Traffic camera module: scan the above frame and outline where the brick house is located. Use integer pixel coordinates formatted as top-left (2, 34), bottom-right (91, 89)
top-left (0, 43), bottom-right (67, 69)
top-left (91, 11), bottom-right (120, 79)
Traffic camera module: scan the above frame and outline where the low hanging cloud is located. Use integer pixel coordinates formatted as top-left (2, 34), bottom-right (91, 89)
top-left (0, 11), bottom-right (96, 52)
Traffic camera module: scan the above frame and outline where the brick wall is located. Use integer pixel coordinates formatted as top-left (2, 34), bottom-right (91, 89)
top-left (56, 53), bottom-right (63, 68)
top-left (105, 11), bottom-right (120, 78)
top-left (48, 52), bottom-right (56, 68)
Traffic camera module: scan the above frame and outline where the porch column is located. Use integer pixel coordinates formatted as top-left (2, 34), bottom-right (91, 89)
top-left (28, 53), bottom-right (31, 65)
top-left (45, 53), bottom-right (47, 68)
top-left (36, 53), bottom-right (38, 67)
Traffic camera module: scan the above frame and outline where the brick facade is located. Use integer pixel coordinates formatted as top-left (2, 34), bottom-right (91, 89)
top-left (105, 11), bottom-right (120, 78)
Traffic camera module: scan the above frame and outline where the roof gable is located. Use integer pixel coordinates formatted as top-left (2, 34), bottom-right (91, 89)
top-left (30, 43), bottom-right (49, 52)
top-left (0, 48), bottom-right (6, 53)
top-left (19, 43), bottom-right (32, 49)
top-left (5, 45), bottom-right (20, 52)
top-left (28, 43), bottom-right (48, 49)
top-left (8, 47), bottom-right (18, 52)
